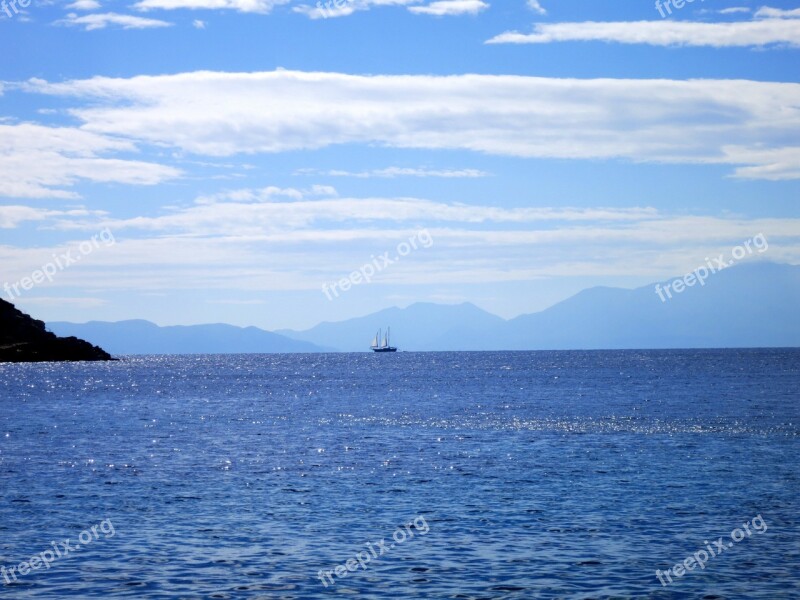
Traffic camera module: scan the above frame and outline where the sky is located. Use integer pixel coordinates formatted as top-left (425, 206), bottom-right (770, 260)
top-left (1, 0), bottom-right (799, 331)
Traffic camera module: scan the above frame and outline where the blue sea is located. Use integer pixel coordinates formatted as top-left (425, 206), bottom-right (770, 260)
top-left (1, 350), bottom-right (798, 599)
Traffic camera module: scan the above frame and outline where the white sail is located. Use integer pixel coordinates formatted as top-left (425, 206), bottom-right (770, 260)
top-left (370, 326), bottom-right (397, 351)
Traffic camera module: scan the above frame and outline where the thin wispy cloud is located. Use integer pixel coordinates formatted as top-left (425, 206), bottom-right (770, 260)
top-left (133, 0), bottom-right (289, 13)
top-left (408, 0), bottom-right (488, 16)
top-left (754, 6), bottom-right (800, 19)
top-left (718, 7), bottom-right (750, 15)
top-left (722, 146), bottom-right (800, 181)
top-left (297, 167), bottom-right (490, 178)
top-left (293, 0), bottom-right (484, 19)
top-left (0, 205), bottom-right (106, 228)
top-left (527, 0), bottom-right (545, 15)
top-left (4, 194), bottom-right (798, 298)
top-left (0, 123), bottom-right (181, 198)
top-left (45, 187), bottom-right (662, 234)
top-left (292, 0), bottom-right (416, 20)
top-left (487, 11), bottom-right (800, 47)
top-left (56, 11), bottom-right (173, 29)
top-left (65, 0), bottom-right (102, 10)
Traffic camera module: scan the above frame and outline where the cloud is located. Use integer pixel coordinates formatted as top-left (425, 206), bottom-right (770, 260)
top-left (527, 0), bottom-right (545, 15)
top-left (718, 7), bottom-right (750, 15)
top-left (293, 0), bottom-right (417, 20)
top-left (207, 299), bottom-right (266, 304)
top-left (293, 0), bottom-right (488, 19)
top-left (0, 123), bottom-right (182, 199)
top-left (60, 188), bottom-right (662, 235)
top-left (0, 205), bottom-right (106, 228)
top-left (298, 167), bottom-right (490, 178)
top-left (133, 0), bottom-right (289, 13)
top-left (192, 18), bottom-right (205, 27)
top-left (65, 0), bottom-right (102, 9)
top-left (56, 12), bottom-right (172, 29)
top-left (487, 17), bottom-right (800, 47)
top-left (15, 297), bottom-right (108, 308)
top-left (408, 0), bottom-right (488, 16)
top-left (23, 70), bottom-right (800, 179)
top-left (7, 193), bottom-right (796, 295)
top-left (194, 185), bottom-right (336, 205)
top-left (754, 6), bottom-right (800, 19)
top-left (723, 146), bottom-right (800, 180)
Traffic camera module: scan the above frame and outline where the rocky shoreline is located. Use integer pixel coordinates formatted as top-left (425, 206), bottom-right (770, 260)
top-left (0, 299), bottom-right (114, 363)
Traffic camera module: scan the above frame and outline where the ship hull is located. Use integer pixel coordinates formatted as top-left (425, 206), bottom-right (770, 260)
top-left (372, 347), bottom-right (397, 353)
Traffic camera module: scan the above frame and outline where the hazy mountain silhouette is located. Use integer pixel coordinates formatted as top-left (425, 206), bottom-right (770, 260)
top-left (499, 261), bottom-right (800, 349)
top-left (47, 320), bottom-right (327, 355)
top-left (50, 262), bottom-right (799, 353)
top-left (276, 301), bottom-right (507, 352)
top-left (280, 261), bottom-right (800, 351)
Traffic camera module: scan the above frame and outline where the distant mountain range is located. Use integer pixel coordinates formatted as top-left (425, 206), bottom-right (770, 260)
top-left (49, 262), bottom-right (800, 354)
top-left (47, 320), bottom-right (328, 355)
top-left (276, 301), bottom-right (507, 352)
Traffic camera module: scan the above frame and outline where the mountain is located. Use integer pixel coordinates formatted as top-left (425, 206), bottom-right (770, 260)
top-left (47, 320), bottom-right (327, 355)
top-left (279, 262), bottom-right (800, 351)
top-left (0, 299), bottom-right (113, 362)
top-left (501, 261), bottom-right (800, 349)
top-left (277, 301), bottom-right (507, 352)
top-left (45, 261), bottom-right (800, 354)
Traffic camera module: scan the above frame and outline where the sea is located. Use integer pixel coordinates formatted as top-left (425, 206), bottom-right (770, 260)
top-left (0, 349), bottom-right (798, 599)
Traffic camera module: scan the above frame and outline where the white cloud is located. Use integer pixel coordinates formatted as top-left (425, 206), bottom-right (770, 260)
top-left (293, 0), bottom-right (489, 19)
top-left (299, 167), bottom-right (490, 178)
top-left (408, 0), bottom-right (488, 16)
top-left (754, 6), bottom-right (800, 19)
top-left (207, 299), bottom-right (266, 304)
top-left (0, 205), bottom-right (106, 228)
top-left (133, 0), bottom-right (287, 13)
top-left (23, 70), bottom-right (800, 179)
top-left (527, 0), bottom-right (545, 15)
top-left (0, 123), bottom-right (182, 199)
top-left (293, 0), bottom-right (417, 20)
top-left (65, 0), bottom-right (102, 10)
top-left (15, 297), bottom-right (108, 308)
top-left (723, 146), bottom-right (800, 180)
top-left (194, 185), bottom-right (336, 205)
top-left (60, 189), bottom-right (661, 235)
top-left (56, 11), bottom-right (172, 29)
top-left (719, 7), bottom-right (750, 15)
top-left (192, 18), bottom-right (205, 27)
top-left (6, 194), bottom-right (795, 295)
top-left (487, 17), bottom-right (800, 47)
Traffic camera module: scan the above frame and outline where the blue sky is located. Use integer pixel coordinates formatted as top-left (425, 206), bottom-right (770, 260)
top-left (1, 0), bottom-right (799, 330)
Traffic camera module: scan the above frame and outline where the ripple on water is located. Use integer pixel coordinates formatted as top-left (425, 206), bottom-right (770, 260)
top-left (0, 350), bottom-right (797, 598)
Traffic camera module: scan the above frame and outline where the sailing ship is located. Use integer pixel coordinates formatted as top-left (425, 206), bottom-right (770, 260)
top-left (370, 327), bottom-right (397, 353)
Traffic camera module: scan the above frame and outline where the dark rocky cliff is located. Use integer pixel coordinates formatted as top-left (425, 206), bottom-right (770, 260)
top-left (0, 299), bottom-right (114, 362)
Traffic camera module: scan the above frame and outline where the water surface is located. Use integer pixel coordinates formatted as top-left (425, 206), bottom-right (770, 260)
top-left (1, 350), bottom-right (798, 598)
